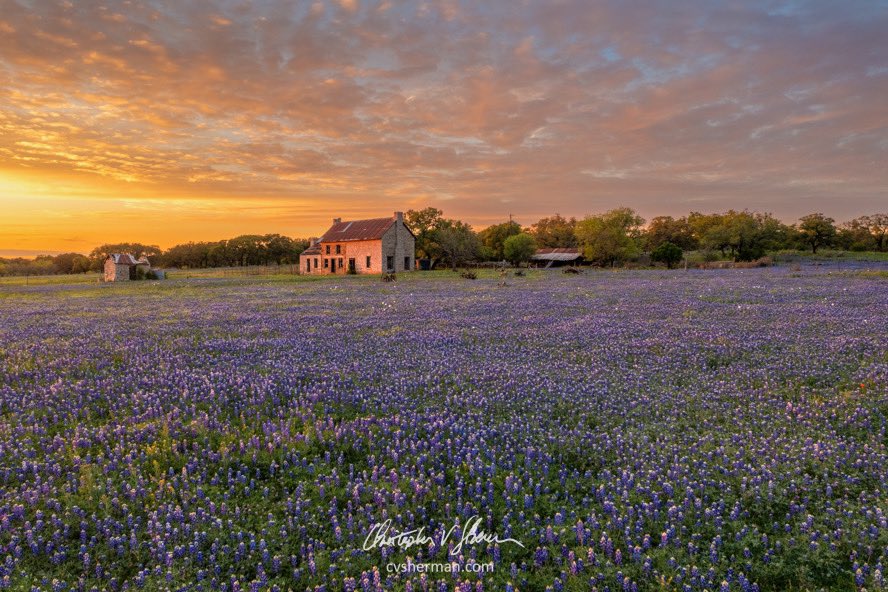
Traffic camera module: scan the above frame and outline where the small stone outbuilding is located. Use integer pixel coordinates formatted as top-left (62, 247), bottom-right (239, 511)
top-left (104, 253), bottom-right (151, 281)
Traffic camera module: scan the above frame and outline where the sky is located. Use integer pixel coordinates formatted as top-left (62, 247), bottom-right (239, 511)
top-left (1, 0), bottom-right (886, 255)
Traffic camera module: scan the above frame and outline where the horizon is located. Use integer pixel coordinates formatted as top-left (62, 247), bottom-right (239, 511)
top-left (1, 1), bottom-right (886, 256)
top-left (0, 205), bottom-right (876, 259)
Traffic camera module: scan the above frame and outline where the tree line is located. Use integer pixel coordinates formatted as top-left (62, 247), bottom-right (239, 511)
top-left (0, 234), bottom-right (310, 276)
top-left (405, 208), bottom-right (887, 269)
top-left (1, 210), bottom-right (884, 276)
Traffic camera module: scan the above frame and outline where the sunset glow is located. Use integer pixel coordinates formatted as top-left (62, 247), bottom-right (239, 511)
top-left (1, 0), bottom-right (886, 255)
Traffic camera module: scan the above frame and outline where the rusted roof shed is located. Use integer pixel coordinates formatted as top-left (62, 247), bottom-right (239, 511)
top-left (532, 248), bottom-right (582, 262)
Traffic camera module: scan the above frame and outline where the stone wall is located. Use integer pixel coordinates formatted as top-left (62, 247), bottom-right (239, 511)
top-left (381, 220), bottom-right (416, 272)
top-left (342, 239), bottom-right (384, 274)
top-left (104, 259), bottom-right (130, 282)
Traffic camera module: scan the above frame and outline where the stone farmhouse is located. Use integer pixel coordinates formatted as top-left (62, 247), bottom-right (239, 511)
top-left (300, 212), bottom-right (415, 275)
top-left (104, 253), bottom-right (151, 281)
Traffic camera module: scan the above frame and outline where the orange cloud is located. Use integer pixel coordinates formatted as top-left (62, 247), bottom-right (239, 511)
top-left (0, 0), bottom-right (886, 254)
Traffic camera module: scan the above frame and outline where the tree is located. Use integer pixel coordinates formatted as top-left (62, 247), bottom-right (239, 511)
top-left (575, 207), bottom-right (645, 266)
top-left (688, 212), bottom-right (732, 257)
top-left (843, 214), bottom-right (888, 252)
top-left (503, 233), bottom-right (537, 266)
top-left (478, 220), bottom-right (522, 260)
top-left (689, 210), bottom-right (788, 260)
top-left (405, 207), bottom-right (445, 260)
top-left (645, 216), bottom-right (697, 251)
top-left (432, 220), bottom-right (482, 269)
top-left (529, 215), bottom-right (577, 248)
top-left (837, 218), bottom-right (876, 251)
top-left (650, 242), bottom-right (683, 268)
top-left (797, 213), bottom-right (836, 254)
top-left (864, 214), bottom-right (888, 251)
top-left (52, 253), bottom-right (91, 274)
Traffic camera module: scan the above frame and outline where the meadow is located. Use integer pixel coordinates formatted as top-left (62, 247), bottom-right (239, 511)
top-left (0, 265), bottom-right (886, 591)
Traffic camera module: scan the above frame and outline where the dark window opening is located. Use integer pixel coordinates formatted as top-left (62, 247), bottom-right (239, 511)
top-left (336, 244), bottom-right (341, 254)
top-left (386, 255), bottom-right (394, 271)
top-left (404, 256), bottom-right (410, 270)
top-left (325, 245), bottom-right (330, 254)
top-left (366, 256), bottom-right (371, 268)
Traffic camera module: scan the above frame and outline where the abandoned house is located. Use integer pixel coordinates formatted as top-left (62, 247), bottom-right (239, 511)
top-left (104, 253), bottom-right (151, 281)
top-left (300, 212), bottom-right (416, 275)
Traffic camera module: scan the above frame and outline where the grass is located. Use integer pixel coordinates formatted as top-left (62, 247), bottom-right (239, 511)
top-left (773, 249), bottom-right (888, 262)
top-left (2, 251), bottom-right (886, 289)
top-left (0, 273), bottom-right (103, 286)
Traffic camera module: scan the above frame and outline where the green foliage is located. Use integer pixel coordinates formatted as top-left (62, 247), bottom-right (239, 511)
top-left (645, 216), bottom-right (697, 250)
top-left (575, 207), bottom-right (645, 266)
top-left (651, 241), bottom-right (683, 268)
top-left (0, 253), bottom-right (91, 276)
top-left (688, 210), bottom-right (789, 261)
top-left (502, 233), bottom-right (537, 266)
top-left (797, 213), bottom-right (837, 254)
top-left (405, 207), bottom-right (445, 260)
top-left (478, 220), bottom-right (522, 260)
top-left (433, 220), bottom-right (482, 269)
top-left (160, 234), bottom-right (308, 268)
top-left (529, 214), bottom-right (577, 248)
top-left (405, 208), bottom-right (482, 269)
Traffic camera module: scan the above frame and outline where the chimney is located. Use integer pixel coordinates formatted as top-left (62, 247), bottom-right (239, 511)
top-left (333, 217), bottom-right (342, 224)
top-left (394, 211), bottom-right (403, 222)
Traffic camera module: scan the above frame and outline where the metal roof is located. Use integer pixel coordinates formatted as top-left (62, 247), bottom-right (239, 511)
top-left (532, 248), bottom-right (582, 261)
top-left (107, 253), bottom-right (139, 265)
top-left (319, 217), bottom-right (396, 242)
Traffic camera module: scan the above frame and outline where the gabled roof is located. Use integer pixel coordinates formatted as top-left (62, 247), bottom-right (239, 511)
top-left (301, 244), bottom-right (321, 256)
top-left (107, 253), bottom-right (139, 265)
top-left (532, 247), bottom-right (582, 261)
top-left (319, 217), bottom-right (397, 243)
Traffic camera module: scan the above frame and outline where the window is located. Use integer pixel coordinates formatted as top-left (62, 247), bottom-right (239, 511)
top-left (335, 244), bottom-right (341, 254)
top-left (404, 256), bottom-right (410, 270)
top-left (325, 245), bottom-right (330, 254)
top-left (366, 255), bottom-right (371, 268)
top-left (306, 260), bottom-right (310, 271)
top-left (338, 258), bottom-right (343, 269)
top-left (324, 258), bottom-right (329, 268)
top-left (386, 255), bottom-right (394, 271)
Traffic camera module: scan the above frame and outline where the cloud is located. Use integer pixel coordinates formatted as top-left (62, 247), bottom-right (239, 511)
top-left (0, 0), bottom-right (886, 252)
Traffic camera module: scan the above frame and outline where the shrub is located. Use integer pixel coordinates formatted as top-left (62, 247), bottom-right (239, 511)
top-left (503, 233), bottom-right (537, 266)
top-left (380, 273), bottom-right (396, 282)
top-left (460, 271), bottom-right (477, 279)
top-left (651, 242), bottom-right (683, 268)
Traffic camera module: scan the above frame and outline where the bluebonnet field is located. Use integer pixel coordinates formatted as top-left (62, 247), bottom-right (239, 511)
top-left (0, 266), bottom-right (886, 592)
